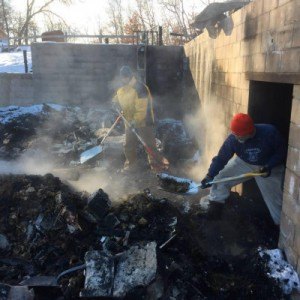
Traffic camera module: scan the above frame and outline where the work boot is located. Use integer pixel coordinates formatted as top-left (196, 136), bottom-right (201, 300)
top-left (202, 201), bottom-right (224, 220)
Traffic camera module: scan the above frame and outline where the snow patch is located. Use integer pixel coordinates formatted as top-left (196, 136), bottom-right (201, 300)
top-left (259, 248), bottom-right (300, 295)
top-left (0, 51), bottom-right (32, 73)
top-left (0, 103), bottom-right (66, 124)
top-left (0, 104), bottom-right (44, 124)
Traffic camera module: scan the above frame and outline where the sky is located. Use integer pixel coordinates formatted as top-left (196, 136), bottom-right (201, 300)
top-left (11, 0), bottom-right (206, 34)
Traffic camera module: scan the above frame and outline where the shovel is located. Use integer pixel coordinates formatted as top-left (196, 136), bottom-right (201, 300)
top-left (80, 115), bottom-right (121, 164)
top-left (115, 108), bottom-right (169, 170)
top-left (157, 172), bottom-right (267, 195)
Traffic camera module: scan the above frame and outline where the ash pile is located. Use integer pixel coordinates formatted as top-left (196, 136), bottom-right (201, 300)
top-left (0, 173), bottom-right (289, 300)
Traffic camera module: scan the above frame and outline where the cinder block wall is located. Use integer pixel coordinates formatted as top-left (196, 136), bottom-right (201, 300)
top-left (32, 43), bottom-right (138, 106)
top-left (184, 0), bottom-right (300, 272)
top-left (0, 74), bottom-right (33, 105)
top-left (280, 85), bottom-right (300, 273)
top-left (31, 43), bottom-right (183, 117)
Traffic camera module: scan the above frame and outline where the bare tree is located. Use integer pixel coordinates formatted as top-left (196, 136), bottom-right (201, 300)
top-left (134, 0), bottom-right (157, 31)
top-left (0, 0), bottom-right (13, 41)
top-left (159, 0), bottom-right (190, 36)
top-left (43, 15), bottom-right (68, 32)
top-left (106, 0), bottom-right (124, 43)
top-left (17, 0), bottom-right (72, 45)
top-left (158, 0), bottom-right (206, 44)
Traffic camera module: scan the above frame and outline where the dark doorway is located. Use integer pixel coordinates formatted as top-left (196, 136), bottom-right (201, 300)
top-left (242, 80), bottom-right (293, 201)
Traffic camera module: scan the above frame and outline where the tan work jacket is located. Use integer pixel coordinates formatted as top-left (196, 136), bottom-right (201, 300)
top-left (113, 77), bottom-right (155, 128)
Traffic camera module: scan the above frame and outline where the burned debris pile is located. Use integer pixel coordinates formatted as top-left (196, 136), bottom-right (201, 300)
top-left (0, 104), bottom-right (119, 166)
top-left (0, 174), bottom-right (288, 299)
top-left (0, 105), bottom-right (198, 172)
top-left (156, 118), bottom-right (198, 165)
top-left (0, 103), bottom-right (294, 299)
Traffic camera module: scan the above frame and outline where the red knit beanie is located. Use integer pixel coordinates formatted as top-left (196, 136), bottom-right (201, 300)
top-left (230, 113), bottom-right (255, 136)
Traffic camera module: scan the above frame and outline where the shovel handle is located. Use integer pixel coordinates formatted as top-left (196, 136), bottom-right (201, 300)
top-left (100, 115), bottom-right (121, 146)
top-left (208, 172), bottom-right (268, 185)
top-left (115, 108), bottom-right (168, 167)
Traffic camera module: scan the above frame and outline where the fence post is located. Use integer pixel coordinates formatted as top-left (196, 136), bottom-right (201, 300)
top-left (23, 50), bottom-right (28, 73)
top-left (158, 26), bottom-right (163, 46)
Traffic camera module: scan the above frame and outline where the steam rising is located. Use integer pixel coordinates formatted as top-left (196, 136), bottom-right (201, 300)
top-left (68, 167), bottom-right (140, 201)
top-left (184, 100), bottom-right (227, 180)
top-left (0, 150), bottom-right (55, 175)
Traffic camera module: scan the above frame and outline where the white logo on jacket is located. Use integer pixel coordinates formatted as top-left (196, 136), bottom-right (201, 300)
top-left (245, 148), bottom-right (261, 162)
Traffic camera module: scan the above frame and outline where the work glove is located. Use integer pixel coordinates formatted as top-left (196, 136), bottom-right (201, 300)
top-left (201, 174), bottom-right (214, 189)
top-left (259, 165), bottom-right (271, 178)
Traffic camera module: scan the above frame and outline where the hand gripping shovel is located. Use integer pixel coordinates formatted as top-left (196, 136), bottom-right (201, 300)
top-left (115, 108), bottom-right (169, 171)
top-left (80, 115), bottom-right (121, 164)
top-left (157, 171), bottom-right (267, 195)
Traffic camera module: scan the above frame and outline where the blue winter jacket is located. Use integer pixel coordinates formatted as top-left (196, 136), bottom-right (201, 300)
top-left (208, 124), bottom-right (286, 178)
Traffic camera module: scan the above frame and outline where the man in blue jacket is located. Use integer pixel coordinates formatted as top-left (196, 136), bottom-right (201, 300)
top-left (200, 113), bottom-right (285, 225)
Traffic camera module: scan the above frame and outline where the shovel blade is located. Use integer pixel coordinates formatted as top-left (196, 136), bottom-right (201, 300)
top-left (80, 145), bottom-right (103, 164)
top-left (157, 173), bottom-right (200, 195)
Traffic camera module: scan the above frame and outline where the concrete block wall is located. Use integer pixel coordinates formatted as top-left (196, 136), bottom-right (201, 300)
top-left (184, 0), bottom-right (300, 272)
top-left (0, 74), bottom-right (33, 106)
top-left (32, 43), bottom-right (138, 106)
top-left (31, 43), bottom-right (183, 115)
top-left (185, 0), bottom-right (300, 133)
top-left (280, 85), bottom-right (300, 273)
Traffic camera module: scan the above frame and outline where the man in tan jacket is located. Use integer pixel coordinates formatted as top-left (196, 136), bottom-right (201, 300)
top-left (113, 66), bottom-right (167, 171)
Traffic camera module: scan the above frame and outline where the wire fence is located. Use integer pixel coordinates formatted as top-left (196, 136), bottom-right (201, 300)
top-left (5, 30), bottom-right (162, 47)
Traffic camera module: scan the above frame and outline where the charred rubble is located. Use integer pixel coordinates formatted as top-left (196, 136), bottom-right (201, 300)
top-left (0, 104), bottom-right (291, 299)
top-left (0, 104), bottom-right (197, 168)
top-left (0, 104), bottom-right (118, 165)
top-left (0, 174), bottom-right (287, 299)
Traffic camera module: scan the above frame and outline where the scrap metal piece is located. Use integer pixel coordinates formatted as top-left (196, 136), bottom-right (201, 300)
top-left (56, 264), bottom-right (86, 283)
top-left (159, 234), bottom-right (177, 250)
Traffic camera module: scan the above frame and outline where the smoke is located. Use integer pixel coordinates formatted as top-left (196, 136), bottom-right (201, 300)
top-left (69, 166), bottom-right (141, 202)
top-left (184, 99), bottom-right (227, 180)
top-left (0, 150), bottom-right (55, 175)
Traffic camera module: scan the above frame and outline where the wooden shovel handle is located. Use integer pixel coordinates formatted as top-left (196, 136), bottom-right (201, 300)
top-left (209, 172), bottom-right (267, 185)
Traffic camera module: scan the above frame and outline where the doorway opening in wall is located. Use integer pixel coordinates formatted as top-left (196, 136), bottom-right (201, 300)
top-left (242, 80), bottom-right (293, 209)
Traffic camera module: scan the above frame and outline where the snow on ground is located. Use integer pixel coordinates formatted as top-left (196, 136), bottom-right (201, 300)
top-left (0, 50), bottom-right (32, 73)
top-left (259, 248), bottom-right (300, 294)
top-left (0, 104), bottom-right (64, 124)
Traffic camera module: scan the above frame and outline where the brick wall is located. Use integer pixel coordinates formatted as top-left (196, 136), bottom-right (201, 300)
top-left (184, 0), bottom-right (300, 273)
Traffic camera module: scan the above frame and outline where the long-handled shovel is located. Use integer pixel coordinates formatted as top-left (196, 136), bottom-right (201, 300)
top-left (157, 171), bottom-right (267, 195)
top-left (115, 108), bottom-right (169, 170)
top-left (79, 115), bottom-right (121, 164)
